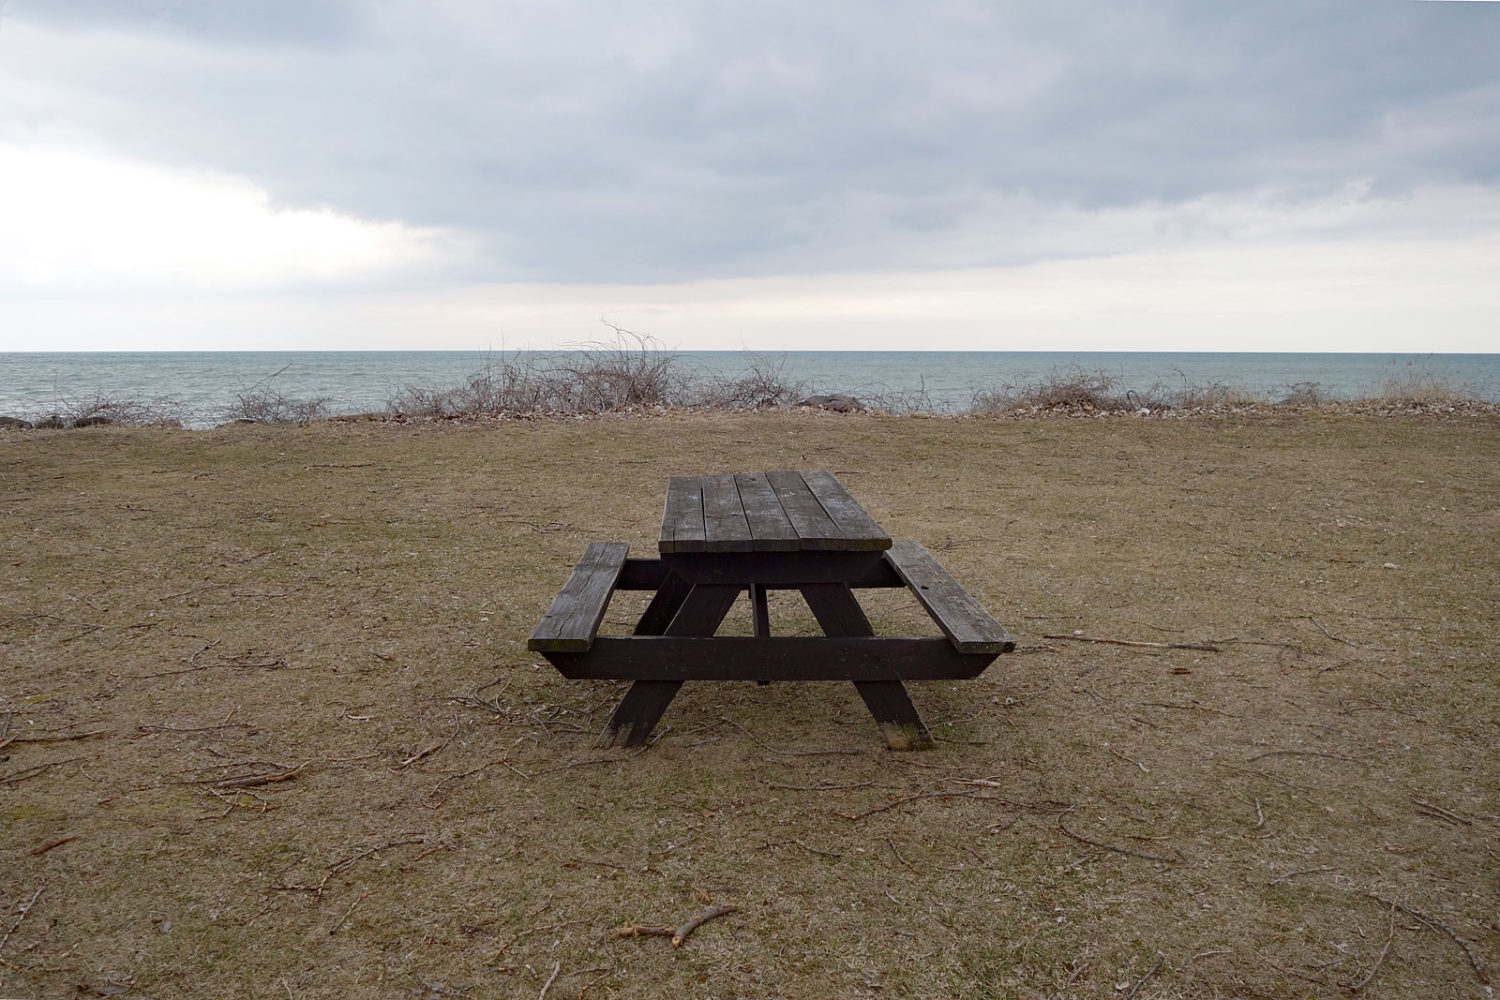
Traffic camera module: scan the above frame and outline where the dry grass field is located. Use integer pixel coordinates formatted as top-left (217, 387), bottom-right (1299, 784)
top-left (3, 410), bottom-right (1498, 999)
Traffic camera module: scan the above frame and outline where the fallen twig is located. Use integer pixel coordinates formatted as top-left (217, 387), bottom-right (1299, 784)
top-left (840, 789), bottom-right (977, 821)
top-left (7, 729), bottom-right (111, 744)
top-left (133, 655), bottom-right (287, 680)
top-left (887, 834), bottom-right (921, 875)
top-left (1367, 894), bottom-right (1489, 985)
top-left (537, 960), bottom-right (561, 1000)
top-left (1349, 900), bottom-right (1396, 992)
top-left (1122, 955), bottom-right (1164, 1000)
top-left (211, 762), bottom-right (306, 789)
top-left (30, 835), bottom-right (79, 856)
top-left (1411, 797), bottom-right (1472, 826)
top-left (396, 722), bottom-right (462, 770)
top-left (721, 717), bottom-right (858, 756)
top-left (1105, 747), bottom-right (1150, 773)
top-left (611, 905), bottom-right (738, 947)
top-left (1057, 821), bottom-right (1183, 864)
top-left (671, 904), bottom-right (736, 946)
top-left (0, 885), bottom-right (45, 955)
top-left (1211, 637), bottom-right (1304, 651)
top-left (1269, 865), bottom-right (1338, 885)
top-left (328, 837), bottom-right (427, 874)
top-left (0, 757), bottom-right (87, 786)
top-left (1307, 615), bottom-right (1358, 647)
top-left (760, 779), bottom-right (874, 791)
top-left (1246, 749), bottom-right (1366, 766)
top-left (329, 889), bottom-right (377, 935)
top-left (1043, 633), bottom-right (1220, 652)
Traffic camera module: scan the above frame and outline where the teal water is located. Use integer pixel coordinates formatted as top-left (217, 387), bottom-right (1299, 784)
top-left (2, 351), bottom-right (1497, 428)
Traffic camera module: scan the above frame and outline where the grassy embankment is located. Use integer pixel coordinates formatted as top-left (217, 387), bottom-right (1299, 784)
top-left (3, 410), bottom-right (1498, 999)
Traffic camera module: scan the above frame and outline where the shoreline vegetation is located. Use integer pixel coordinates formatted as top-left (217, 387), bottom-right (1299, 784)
top-left (3, 336), bottom-right (1496, 430)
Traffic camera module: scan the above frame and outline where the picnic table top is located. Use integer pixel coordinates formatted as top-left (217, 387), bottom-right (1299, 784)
top-left (659, 469), bottom-right (892, 555)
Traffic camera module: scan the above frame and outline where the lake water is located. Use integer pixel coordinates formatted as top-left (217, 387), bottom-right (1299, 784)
top-left (2, 350), bottom-right (1497, 428)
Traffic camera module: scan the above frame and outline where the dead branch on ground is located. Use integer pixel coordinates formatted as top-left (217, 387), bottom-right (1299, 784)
top-left (1411, 797), bottom-right (1472, 826)
top-left (1043, 633), bottom-right (1220, 652)
top-left (209, 762), bottom-right (307, 789)
top-left (30, 835), bottom-right (79, 856)
top-left (537, 960), bottom-right (561, 1000)
top-left (1122, 956), bottom-right (1164, 1000)
top-left (1246, 749), bottom-right (1367, 766)
top-left (1, 757), bottom-right (87, 786)
top-left (328, 890), bottom-right (378, 935)
top-left (1057, 821), bottom-right (1184, 864)
top-left (328, 837), bottom-right (427, 874)
top-left (840, 789), bottom-right (977, 821)
top-left (6, 729), bottom-right (111, 744)
top-left (720, 717), bottom-right (859, 757)
top-left (1367, 894), bottom-right (1489, 985)
top-left (0, 885), bottom-right (45, 956)
top-left (396, 721), bottom-right (462, 770)
top-left (1349, 900), bottom-right (1397, 992)
top-left (611, 905), bottom-right (738, 947)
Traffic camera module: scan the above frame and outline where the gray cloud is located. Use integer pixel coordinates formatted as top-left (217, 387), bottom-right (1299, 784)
top-left (3, 0), bottom-right (1497, 282)
top-left (8, 0), bottom-right (365, 46)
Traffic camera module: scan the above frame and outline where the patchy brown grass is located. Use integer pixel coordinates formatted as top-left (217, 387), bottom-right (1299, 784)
top-left (2, 410), bottom-right (1498, 999)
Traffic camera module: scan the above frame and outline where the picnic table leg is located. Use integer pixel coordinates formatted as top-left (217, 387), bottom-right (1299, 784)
top-left (750, 584), bottom-right (770, 637)
top-left (634, 571), bottom-right (693, 636)
top-left (750, 584), bottom-right (771, 685)
top-left (599, 583), bottom-right (742, 748)
top-left (800, 583), bottom-right (935, 751)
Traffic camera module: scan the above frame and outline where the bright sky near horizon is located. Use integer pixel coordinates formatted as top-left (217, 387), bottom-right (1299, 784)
top-left (1, 2), bottom-right (1497, 353)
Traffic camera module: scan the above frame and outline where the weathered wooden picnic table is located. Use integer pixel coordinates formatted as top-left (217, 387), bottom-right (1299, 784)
top-left (528, 470), bottom-right (1014, 750)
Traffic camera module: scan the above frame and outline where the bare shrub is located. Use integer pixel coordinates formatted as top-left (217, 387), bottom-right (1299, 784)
top-left (29, 391), bottom-right (185, 428)
top-left (687, 353), bottom-right (809, 409)
top-left (1158, 370), bottom-right (1260, 409)
top-left (1279, 381), bottom-right (1325, 407)
top-left (1373, 370), bottom-right (1476, 405)
top-left (544, 327), bottom-right (682, 412)
top-left (387, 330), bottom-right (687, 417)
top-left (858, 377), bottom-right (941, 414)
top-left (969, 366), bottom-right (1129, 414)
top-left (388, 355), bottom-right (551, 417)
top-left (223, 368), bottom-right (329, 425)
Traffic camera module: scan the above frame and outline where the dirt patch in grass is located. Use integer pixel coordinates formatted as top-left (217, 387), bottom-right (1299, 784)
top-left (3, 411), bottom-right (1498, 999)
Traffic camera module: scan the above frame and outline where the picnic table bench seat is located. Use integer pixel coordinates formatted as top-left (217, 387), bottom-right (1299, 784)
top-left (528, 541), bottom-right (630, 653)
top-left (884, 540), bottom-right (1015, 655)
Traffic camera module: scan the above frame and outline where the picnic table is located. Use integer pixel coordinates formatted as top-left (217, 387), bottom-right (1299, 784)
top-left (528, 470), bottom-right (1014, 750)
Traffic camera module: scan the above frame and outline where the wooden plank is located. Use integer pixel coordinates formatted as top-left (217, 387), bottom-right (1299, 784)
top-left (527, 542), bottom-right (630, 653)
top-left (701, 474), bottom-right (754, 552)
top-left (750, 585), bottom-right (771, 637)
top-left (663, 550), bottom-right (884, 586)
top-left (624, 557), bottom-right (904, 591)
top-left (616, 558), bottom-right (670, 591)
top-left (884, 540), bottom-right (1015, 654)
top-left (633, 572), bottom-right (692, 635)
top-left (659, 476), bottom-right (706, 554)
top-left (799, 469), bottom-right (891, 550)
top-left (764, 469), bottom-right (843, 550)
top-left (800, 583), bottom-right (873, 636)
top-left (734, 473), bottom-right (799, 551)
top-left (543, 636), bottom-right (996, 681)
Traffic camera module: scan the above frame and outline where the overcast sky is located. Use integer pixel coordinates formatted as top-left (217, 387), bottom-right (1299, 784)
top-left (1, 0), bottom-right (1497, 352)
